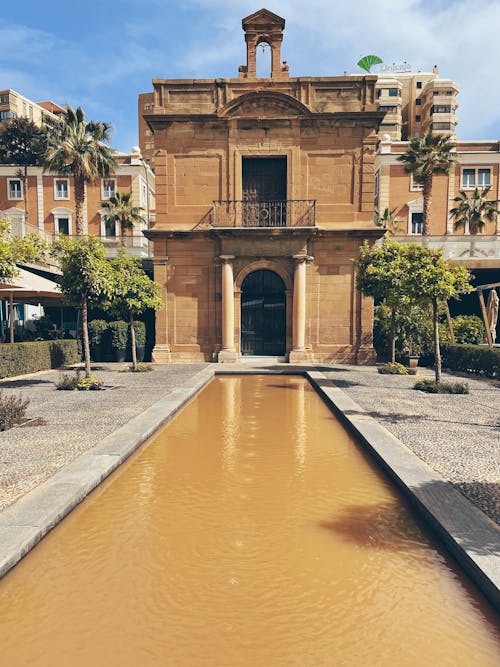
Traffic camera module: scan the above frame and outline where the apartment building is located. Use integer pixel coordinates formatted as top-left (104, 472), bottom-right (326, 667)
top-left (374, 136), bottom-right (500, 291)
top-left (0, 89), bottom-right (64, 126)
top-left (0, 146), bottom-right (155, 258)
top-left (375, 68), bottom-right (459, 141)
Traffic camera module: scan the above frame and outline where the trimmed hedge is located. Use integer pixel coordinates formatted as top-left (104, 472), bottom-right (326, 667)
top-left (442, 344), bottom-right (500, 379)
top-left (0, 340), bottom-right (80, 379)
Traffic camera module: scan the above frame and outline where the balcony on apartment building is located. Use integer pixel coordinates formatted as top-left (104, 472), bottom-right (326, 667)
top-left (4, 216), bottom-right (150, 258)
top-left (211, 200), bottom-right (316, 228)
top-left (395, 234), bottom-right (500, 264)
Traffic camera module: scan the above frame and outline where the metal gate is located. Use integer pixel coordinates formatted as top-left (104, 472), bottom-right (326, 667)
top-left (241, 270), bottom-right (286, 356)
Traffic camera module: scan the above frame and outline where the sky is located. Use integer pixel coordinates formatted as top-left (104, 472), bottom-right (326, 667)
top-left (2, 0), bottom-right (499, 152)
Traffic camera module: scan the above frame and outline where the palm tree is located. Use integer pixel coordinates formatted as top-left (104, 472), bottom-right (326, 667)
top-left (450, 186), bottom-right (497, 235)
top-left (374, 207), bottom-right (403, 236)
top-left (398, 133), bottom-right (456, 235)
top-left (101, 192), bottom-right (146, 247)
top-left (44, 106), bottom-right (118, 235)
top-left (0, 117), bottom-right (46, 227)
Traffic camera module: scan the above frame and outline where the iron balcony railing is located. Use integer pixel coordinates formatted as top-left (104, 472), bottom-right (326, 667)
top-left (212, 200), bottom-right (316, 228)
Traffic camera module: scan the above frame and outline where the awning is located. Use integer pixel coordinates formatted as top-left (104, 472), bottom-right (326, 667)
top-left (0, 267), bottom-right (62, 304)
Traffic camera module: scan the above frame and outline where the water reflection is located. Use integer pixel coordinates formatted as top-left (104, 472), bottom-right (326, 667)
top-left (0, 375), bottom-right (499, 667)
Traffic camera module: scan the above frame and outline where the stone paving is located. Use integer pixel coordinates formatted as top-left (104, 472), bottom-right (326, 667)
top-left (0, 363), bottom-right (498, 526)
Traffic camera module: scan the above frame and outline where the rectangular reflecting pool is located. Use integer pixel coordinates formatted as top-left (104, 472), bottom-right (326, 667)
top-left (1, 375), bottom-right (499, 666)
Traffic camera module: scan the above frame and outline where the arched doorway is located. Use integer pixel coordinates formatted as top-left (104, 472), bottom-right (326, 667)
top-left (241, 270), bottom-right (286, 355)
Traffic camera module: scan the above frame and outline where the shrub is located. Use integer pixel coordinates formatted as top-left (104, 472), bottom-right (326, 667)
top-left (56, 373), bottom-right (104, 391)
top-left (108, 320), bottom-right (128, 351)
top-left (442, 344), bottom-right (500, 379)
top-left (378, 362), bottom-right (410, 375)
top-left (75, 376), bottom-right (104, 391)
top-left (120, 363), bottom-right (152, 373)
top-left (414, 378), bottom-right (469, 394)
top-left (374, 303), bottom-right (434, 359)
top-left (0, 390), bottom-right (30, 431)
top-left (88, 320), bottom-right (108, 347)
top-left (0, 340), bottom-right (80, 379)
top-left (451, 315), bottom-right (485, 345)
top-left (133, 321), bottom-right (146, 347)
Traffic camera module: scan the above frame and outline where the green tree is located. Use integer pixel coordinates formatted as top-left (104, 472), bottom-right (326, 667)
top-left (0, 218), bottom-right (46, 282)
top-left (398, 133), bottom-right (456, 235)
top-left (0, 117), bottom-right (46, 227)
top-left (44, 106), bottom-right (118, 235)
top-left (356, 239), bottom-right (410, 363)
top-left (400, 244), bottom-right (472, 383)
top-left (108, 252), bottom-right (162, 370)
top-left (53, 236), bottom-right (114, 377)
top-left (101, 192), bottom-right (146, 246)
top-left (450, 186), bottom-right (498, 234)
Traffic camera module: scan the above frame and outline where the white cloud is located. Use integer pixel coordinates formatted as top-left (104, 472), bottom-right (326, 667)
top-left (173, 0), bottom-right (500, 139)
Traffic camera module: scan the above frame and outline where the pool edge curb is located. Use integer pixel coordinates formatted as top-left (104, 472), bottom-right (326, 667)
top-left (0, 366), bottom-right (215, 580)
top-left (305, 369), bottom-right (500, 612)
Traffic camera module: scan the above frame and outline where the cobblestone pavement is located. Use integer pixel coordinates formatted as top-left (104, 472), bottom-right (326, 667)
top-left (0, 363), bottom-right (498, 525)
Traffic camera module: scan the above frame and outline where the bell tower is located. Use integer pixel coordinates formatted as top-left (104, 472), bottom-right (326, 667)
top-left (238, 8), bottom-right (289, 80)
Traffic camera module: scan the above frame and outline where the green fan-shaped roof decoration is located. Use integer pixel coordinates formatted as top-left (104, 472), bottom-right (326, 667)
top-left (357, 55), bottom-right (383, 73)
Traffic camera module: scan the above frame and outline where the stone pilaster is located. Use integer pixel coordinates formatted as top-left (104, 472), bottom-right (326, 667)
top-left (289, 254), bottom-right (313, 364)
top-left (152, 256), bottom-right (172, 363)
top-left (218, 255), bottom-right (239, 363)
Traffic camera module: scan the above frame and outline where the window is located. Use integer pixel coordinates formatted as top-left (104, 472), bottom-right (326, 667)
top-left (410, 212), bottom-right (423, 235)
top-left (0, 110), bottom-right (16, 121)
top-left (416, 98), bottom-right (421, 106)
top-left (410, 174), bottom-right (423, 191)
top-left (56, 217), bottom-right (70, 235)
top-left (54, 179), bottom-right (69, 200)
top-left (478, 168), bottom-right (491, 188)
top-left (102, 179), bottom-right (115, 199)
top-left (416, 81), bottom-right (422, 89)
top-left (8, 178), bottom-right (22, 200)
top-left (388, 88), bottom-right (399, 97)
top-left (415, 115), bottom-right (421, 122)
top-left (378, 105), bottom-right (398, 113)
top-left (0, 94), bottom-right (9, 104)
top-left (430, 122), bottom-right (452, 131)
top-left (104, 219), bottom-right (117, 237)
top-left (374, 170), bottom-right (380, 198)
top-left (431, 105), bottom-right (452, 115)
top-left (461, 167), bottom-right (491, 189)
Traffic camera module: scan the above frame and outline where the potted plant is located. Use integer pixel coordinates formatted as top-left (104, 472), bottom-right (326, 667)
top-left (88, 319), bottom-right (108, 362)
top-left (132, 321), bottom-right (146, 363)
top-left (108, 320), bottom-right (128, 362)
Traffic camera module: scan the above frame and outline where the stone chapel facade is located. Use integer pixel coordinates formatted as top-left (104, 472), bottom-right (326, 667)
top-left (141, 9), bottom-right (383, 363)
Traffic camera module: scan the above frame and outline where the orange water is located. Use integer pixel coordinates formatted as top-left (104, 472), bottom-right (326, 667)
top-left (0, 375), bottom-right (498, 666)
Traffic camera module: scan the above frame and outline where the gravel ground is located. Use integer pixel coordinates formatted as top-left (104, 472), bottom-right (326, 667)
top-left (0, 362), bottom-right (498, 525)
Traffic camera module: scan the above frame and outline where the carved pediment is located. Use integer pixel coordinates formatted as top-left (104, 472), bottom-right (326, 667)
top-left (242, 9), bottom-right (285, 30)
top-left (220, 91), bottom-right (310, 118)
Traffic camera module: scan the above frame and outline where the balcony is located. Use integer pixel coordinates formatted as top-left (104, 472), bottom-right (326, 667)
top-left (395, 235), bottom-right (500, 264)
top-left (54, 234), bottom-right (150, 258)
top-left (211, 200), bottom-right (316, 228)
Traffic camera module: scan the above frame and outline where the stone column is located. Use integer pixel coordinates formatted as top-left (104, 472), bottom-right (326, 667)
top-left (151, 256), bottom-right (171, 363)
top-left (289, 254), bottom-right (313, 364)
top-left (218, 255), bottom-right (238, 363)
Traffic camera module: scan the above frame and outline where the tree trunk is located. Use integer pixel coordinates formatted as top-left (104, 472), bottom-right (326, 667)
top-left (422, 174), bottom-right (432, 236)
top-left (23, 165), bottom-right (29, 227)
top-left (82, 296), bottom-right (91, 378)
top-left (433, 298), bottom-right (441, 383)
top-left (130, 313), bottom-right (137, 371)
top-left (120, 221), bottom-right (126, 248)
top-left (390, 305), bottom-right (396, 363)
top-left (74, 175), bottom-right (86, 235)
